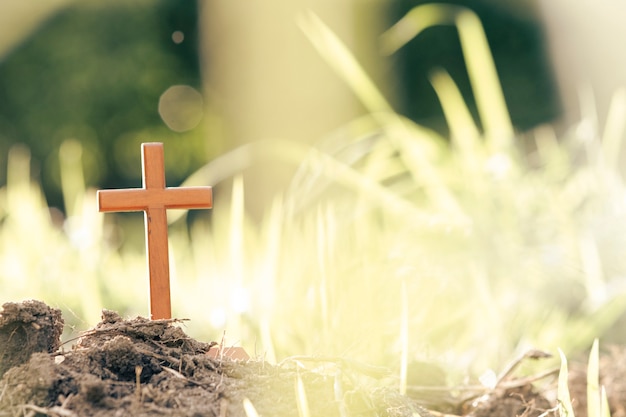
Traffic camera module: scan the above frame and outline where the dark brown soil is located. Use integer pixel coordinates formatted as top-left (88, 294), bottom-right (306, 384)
top-left (0, 300), bottom-right (623, 417)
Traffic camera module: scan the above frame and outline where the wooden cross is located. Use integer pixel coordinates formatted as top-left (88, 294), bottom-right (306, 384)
top-left (97, 142), bottom-right (212, 320)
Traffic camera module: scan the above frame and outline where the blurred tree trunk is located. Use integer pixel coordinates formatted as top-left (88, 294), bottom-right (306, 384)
top-left (538, 1), bottom-right (626, 130)
top-left (199, 1), bottom-right (369, 218)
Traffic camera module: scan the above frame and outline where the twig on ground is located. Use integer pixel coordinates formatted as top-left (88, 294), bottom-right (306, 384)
top-left (496, 349), bottom-right (553, 387)
top-left (279, 355), bottom-right (392, 379)
top-left (60, 317), bottom-right (190, 347)
top-left (21, 404), bottom-right (77, 417)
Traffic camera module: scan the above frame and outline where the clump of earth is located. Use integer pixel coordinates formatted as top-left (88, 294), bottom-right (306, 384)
top-left (0, 300), bottom-right (624, 417)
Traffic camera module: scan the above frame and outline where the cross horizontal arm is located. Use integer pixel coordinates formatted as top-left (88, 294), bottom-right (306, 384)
top-left (97, 187), bottom-right (213, 212)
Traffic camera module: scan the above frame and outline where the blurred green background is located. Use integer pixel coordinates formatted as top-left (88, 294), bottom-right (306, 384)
top-left (2, 0), bottom-right (626, 386)
top-left (0, 0), bottom-right (558, 214)
top-left (0, 0), bottom-right (208, 212)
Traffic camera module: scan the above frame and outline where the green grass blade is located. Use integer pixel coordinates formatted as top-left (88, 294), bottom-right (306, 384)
top-left (183, 139), bottom-right (470, 231)
top-left (59, 139), bottom-right (86, 218)
top-left (380, 4), bottom-right (460, 55)
top-left (455, 9), bottom-right (513, 149)
top-left (601, 87), bottom-right (626, 171)
top-left (399, 280), bottom-right (409, 395)
top-left (295, 374), bottom-right (311, 417)
top-left (243, 398), bottom-right (260, 417)
top-left (429, 69), bottom-right (481, 146)
top-left (588, 339), bottom-right (601, 417)
top-left (229, 175), bottom-right (245, 279)
top-left (298, 10), bottom-right (392, 115)
top-left (579, 234), bottom-right (607, 309)
top-left (558, 348), bottom-right (576, 417)
top-left (381, 4), bottom-right (513, 151)
top-left (429, 68), bottom-right (483, 177)
top-left (298, 11), bottom-right (468, 219)
top-left (601, 387), bottom-right (611, 417)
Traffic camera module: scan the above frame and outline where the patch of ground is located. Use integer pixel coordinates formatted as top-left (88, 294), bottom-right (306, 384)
top-left (0, 300), bottom-right (63, 377)
top-left (568, 344), bottom-right (626, 417)
top-left (0, 300), bottom-right (623, 417)
top-left (0, 301), bottom-right (428, 417)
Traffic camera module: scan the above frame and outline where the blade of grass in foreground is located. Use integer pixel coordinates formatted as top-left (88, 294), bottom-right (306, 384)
top-left (429, 69), bottom-right (481, 150)
top-left (381, 4), bottom-right (513, 151)
top-left (588, 339), bottom-right (600, 417)
top-left (558, 348), bottom-right (576, 417)
top-left (429, 68), bottom-right (484, 179)
top-left (601, 387), bottom-right (611, 417)
top-left (298, 11), bottom-right (391, 115)
top-left (180, 139), bottom-right (470, 232)
top-left (399, 280), bottom-right (409, 396)
top-left (298, 11), bottom-right (468, 222)
top-left (243, 398), bottom-right (260, 417)
top-left (601, 87), bottom-right (626, 171)
top-left (295, 374), bottom-right (311, 417)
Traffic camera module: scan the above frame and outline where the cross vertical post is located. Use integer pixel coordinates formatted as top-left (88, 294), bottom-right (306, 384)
top-left (97, 142), bottom-right (212, 320)
top-left (142, 143), bottom-right (170, 320)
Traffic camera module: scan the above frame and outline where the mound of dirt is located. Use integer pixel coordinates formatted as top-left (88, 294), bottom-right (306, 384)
top-left (0, 300), bottom-right (63, 378)
top-left (4, 299), bottom-right (624, 417)
top-left (0, 300), bottom-right (430, 417)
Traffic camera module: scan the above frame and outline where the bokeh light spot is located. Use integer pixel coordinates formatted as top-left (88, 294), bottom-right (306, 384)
top-left (158, 85), bottom-right (203, 132)
top-left (171, 30), bottom-right (184, 44)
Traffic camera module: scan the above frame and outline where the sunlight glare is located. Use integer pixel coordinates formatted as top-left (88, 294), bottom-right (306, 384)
top-left (209, 307), bottom-right (227, 328)
top-left (478, 368), bottom-right (497, 389)
top-left (231, 286), bottom-right (250, 314)
top-left (484, 153), bottom-right (511, 180)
